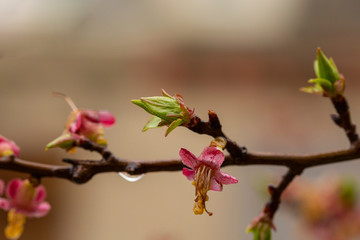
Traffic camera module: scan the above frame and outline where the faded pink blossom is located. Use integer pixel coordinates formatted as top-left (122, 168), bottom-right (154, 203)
top-left (0, 179), bottom-right (51, 239)
top-left (0, 135), bottom-right (20, 157)
top-left (68, 110), bottom-right (115, 145)
top-left (46, 109), bottom-right (115, 151)
top-left (0, 179), bottom-right (50, 217)
top-left (180, 147), bottom-right (238, 215)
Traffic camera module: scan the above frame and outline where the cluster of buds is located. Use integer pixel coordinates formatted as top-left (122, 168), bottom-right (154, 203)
top-left (0, 136), bottom-right (50, 240)
top-left (132, 89), bottom-right (194, 136)
top-left (282, 175), bottom-right (360, 240)
top-left (301, 48), bottom-right (345, 97)
top-left (46, 93), bottom-right (115, 152)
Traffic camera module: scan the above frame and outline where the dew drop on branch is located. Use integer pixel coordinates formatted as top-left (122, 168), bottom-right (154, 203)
top-left (118, 172), bottom-right (144, 182)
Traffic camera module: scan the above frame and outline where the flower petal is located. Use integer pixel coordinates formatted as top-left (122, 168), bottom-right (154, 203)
top-left (0, 198), bottom-right (10, 210)
top-left (29, 202), bottom-right (51, 218)
top-left (35, 186), bottom-right (47, 203)
top-left (6, 179), bottom-right (21, 199)
top-left (98, 111), bottom-right (116, 126)
top-left (182, 168), bottom-right (195, 181)
top-left (215, 171), bottom-right (238, 185)
top-left (199, 147), bottom-right (224, 169)
top-left (210, 179), bottom-right (223, 191)
top-left (179, 148), bottom-right (199, 169)
top-left (0, 135), bottom-right (20, 157)
top-left (69, 112), bottom-right (82, 133)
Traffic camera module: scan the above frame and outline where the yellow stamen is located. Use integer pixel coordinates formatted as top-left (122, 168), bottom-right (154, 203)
top-left (192, 165), bottom-right (214, 216)
top-left (5, 210), bottom-right (26, 240)
top-left (210, 137), bottom-right (227, 151)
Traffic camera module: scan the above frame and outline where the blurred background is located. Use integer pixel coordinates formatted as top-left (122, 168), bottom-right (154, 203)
top-left (1, 0), bottom-right (360, 239)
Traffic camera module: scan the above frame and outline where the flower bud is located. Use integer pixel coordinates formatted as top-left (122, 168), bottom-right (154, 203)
top-left (132, 89), bottom-right (194, 136)
top-left (0, 135), bottom-right (20, 157)
top-left (301, 48), bottom-right (345, 97)
top-left (45, 133), bottom-right (77, 151)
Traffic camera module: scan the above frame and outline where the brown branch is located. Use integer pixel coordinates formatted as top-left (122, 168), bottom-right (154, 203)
top-left (331, 95), bottom-right (359, 146)
top-left (188, 110), bottom-right (247, 160)
top-left (264, 169), bottom-right (299, 220)
top-left (1, 145), bottom-right (360, 184)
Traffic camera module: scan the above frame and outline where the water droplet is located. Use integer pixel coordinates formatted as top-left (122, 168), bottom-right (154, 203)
top-left (118, 172), bottom-right (144, 182)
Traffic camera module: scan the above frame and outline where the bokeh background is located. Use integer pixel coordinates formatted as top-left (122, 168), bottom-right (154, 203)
top-left (1, 0), bottom-right (360, 239)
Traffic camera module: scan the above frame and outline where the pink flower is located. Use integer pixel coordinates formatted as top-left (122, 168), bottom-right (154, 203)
top-left (0, 179), bottom-right (51, 239)
top-left (68, 110), bottom-right (115, 145)
top-left (46, 93), bottom-right (116, 151)
top-left (180, 147), bottom-right (238, 215)
top-left (0, 135), bottom-right (20, 157)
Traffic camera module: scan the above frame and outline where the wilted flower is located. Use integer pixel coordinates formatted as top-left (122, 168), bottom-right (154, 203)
top-left (180, 146), bottom-right (238, 216)
top-left (46, 93), bottom-right (115, 151)
top-left (301, 48), bottom-right (345, 97)
top-left (132, 89), bottom-right (194, 136)
top-left (0, 135), bottom-right (20, 157)
top-left (0, 179), bottom-right (51, 240)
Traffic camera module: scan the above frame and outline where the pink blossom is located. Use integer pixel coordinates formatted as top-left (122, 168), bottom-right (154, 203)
top-left (0, 179), bottom-right (50, 218)
top-left (0, 135), bottom-right (20, 157)
top-left (68, 110), bottom-right (115, 145)
top-left (0, 179), bottom-right (51, 239)
top-left (180, 147), bottom-right (238, 215)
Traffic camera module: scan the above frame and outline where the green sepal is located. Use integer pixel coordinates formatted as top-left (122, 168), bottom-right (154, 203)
top-left (315, 48), bottom-right (340, 83)
top-left (45, 133), bottom-right (76, 151)
top-left (131, 96), bottom-right (181, 122)
top-left (300, 86), bottom-right (323, 95)
top-left (340, 178), bottom-right (357, 207)
top-left (308, 78), bottom-right (333, 92)
top-left (142, 116), bottom-right (163, 132)
top-left (247, 225), bottom-right (272, 240)
top-left (165, 118), bottom-right (184, 137)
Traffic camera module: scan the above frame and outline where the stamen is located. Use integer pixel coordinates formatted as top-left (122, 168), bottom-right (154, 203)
top-left (193, 164), bottom-right (214, 216)
top-left (5, 209), bottom-right (26, 240)
top-left (52, 92), bottom-right (78, 112)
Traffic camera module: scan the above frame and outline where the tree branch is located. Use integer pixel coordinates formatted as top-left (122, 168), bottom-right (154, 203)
top-left (1, 144), bottom-right (360, 184)
top-left (331, 95), bottom-right (359, 146)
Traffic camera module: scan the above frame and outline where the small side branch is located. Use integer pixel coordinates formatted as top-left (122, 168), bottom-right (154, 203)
top-left (331, 95), bottom-right (359, 146)
top-left (265, 169), bottom-right (299, 219)
top-left (188, 110), bottom-right (247, 160)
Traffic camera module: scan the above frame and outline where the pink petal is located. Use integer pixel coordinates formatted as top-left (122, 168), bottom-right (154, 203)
top-left (0, 198), bottom-right (10, 210)
top-left (210, 179), bottom-right (223, 191)
top-left (98, 111), bottom-right (116, 126)
top-left (6, 179), bottom-right (21, 199)
top-left (0, 179), bottom-right (4, 195)
top-left (179, 148), bottom-right (199, 169)
top-left (199, 147), bottom-right (224, 169)
top-left (215, 171), bottom-right (238, 185)
top-left (35, 186), bottom-right (47, 203)
top-left (82, 110), bottom-right (115, 126)
top-left (10, 142), bottom-right (20, 157)
top-left (28, 202), bottom-right (51, 218)
top-left (69, 112), bottom-right (82, 133)
top-left (0, 135), bottom-right (20, 157)
top-left (182, 168), bottom-right (195, 181)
